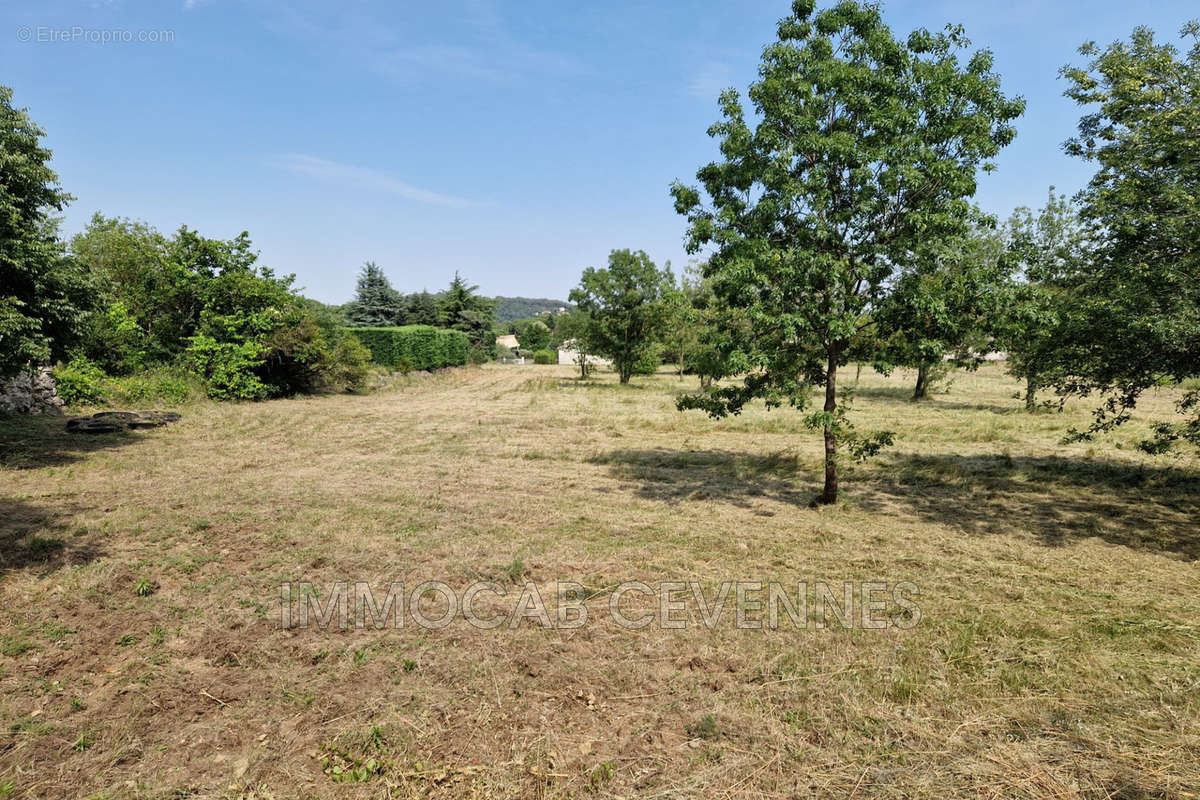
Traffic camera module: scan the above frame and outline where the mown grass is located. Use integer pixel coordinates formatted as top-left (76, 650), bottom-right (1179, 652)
top-left (0, 363), bottom-right (1197, 798)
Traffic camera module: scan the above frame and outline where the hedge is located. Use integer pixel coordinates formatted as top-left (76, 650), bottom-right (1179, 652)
top-left (346, 326), bottom-right (471, 370)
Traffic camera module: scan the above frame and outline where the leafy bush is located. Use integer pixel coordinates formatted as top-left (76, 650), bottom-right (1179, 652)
top-left (318, 335), bottom-right (371, 393)
top-left (533, 349), bottom-right (556, 365)
top-left (52, 357), bottom-right (108, 406)
top-left (633, 345), bottom-right (662, 376)
top-left (347, 326), bottom-right (470, 371)
top-left (467, 342), bottom-right (494, 365)
top-left (186, 336), bottom-right (270, 400)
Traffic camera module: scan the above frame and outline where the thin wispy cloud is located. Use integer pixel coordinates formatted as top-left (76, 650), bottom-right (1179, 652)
top-left (276, 154), bottom-right (474, 208)
top-left (254, 0), bottom-right (580, 86)
top-left (688, 61), bottom-right (734, 101)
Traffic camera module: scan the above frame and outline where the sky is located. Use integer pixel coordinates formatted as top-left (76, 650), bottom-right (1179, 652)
top-left (4, 0), bottom-right (1197, 304)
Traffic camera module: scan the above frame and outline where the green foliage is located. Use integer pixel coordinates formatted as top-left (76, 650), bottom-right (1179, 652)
top-left (568, 249), bottom-right (669, 384)
top-left (512, 319), bottom-right (551, 351)
top-left (492, 297), bottom-right (571, 323)
top-left (105, 366), bottom-right (204, 406)
top-left (1055, 23), bottom-right (1200, 449)
top-left (467, 343), bottom-right (496, 365)
top-left (873, 217), bottom-right (1010, 399)
top-left (551, 309), bottom-right (596, 378)
top-left (345, 328), bottom-right (397, 367)
top-left (405, 291), bottom-right (440, 326)
top-left (0, 85), bottom-right (92, 377)
top-left (186, 336), bottom-right (270, 400)
top-left (632, 344), bottom-right (662, 375)
top-left (671, 1), bottom-right (1023, 503)
top-left (995, 187), bottom-right (1089, 411)
top-left (52, 357), bottom-right (108, 406)
top-left (660, 280), bottom-right (699, 376)
top-left (532, 349), bottom-right (556, 365)
top-left (439, 273), bottom-right (496, 347)
top-left (68, 216), bottom-right (368, 401)
top-left (347, 326), bottom-right (470, 371)
top-left (344, 262), bottom-right (406, 327)
top-left (53, 358), bottom-right (202, 407)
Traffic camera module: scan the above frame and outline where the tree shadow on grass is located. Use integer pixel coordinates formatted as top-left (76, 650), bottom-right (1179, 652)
top-left (0, 497), bottom-right (104, 573)
top-left (588, 448), bottom-right (818, 508)
top-left (0, 413), bottom-right (142, 470)
top-left (856, 453), bottom-right (1200, 561)
top-left (849, 385), bottom-right (1018, 414)
top-left (590, 446), bottom-right (1200, 560)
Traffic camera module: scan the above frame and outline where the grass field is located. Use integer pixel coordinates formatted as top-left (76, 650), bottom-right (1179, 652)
top-left (1, 363), bottom-right (1198, 799)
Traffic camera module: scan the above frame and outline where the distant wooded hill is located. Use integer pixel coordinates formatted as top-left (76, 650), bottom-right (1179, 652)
top-left (491, 296), bottom-right (573, 323)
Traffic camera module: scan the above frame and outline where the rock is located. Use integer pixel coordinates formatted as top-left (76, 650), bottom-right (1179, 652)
top-left (66, 410), bottom-right (182, 434)
top-left (0, 367), bottom-right (64, 415)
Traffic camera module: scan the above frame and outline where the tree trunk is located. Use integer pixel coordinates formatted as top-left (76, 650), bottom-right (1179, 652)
top-left (1025, 372), bottom-right (1037, 412)
top-left (912, 361), bottom-right (929, 401)
top-left (818, 352), bottom-right (839, 506)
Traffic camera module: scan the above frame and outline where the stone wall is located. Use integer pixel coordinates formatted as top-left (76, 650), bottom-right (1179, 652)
top-left (0, 367), bottom-right (64, 415)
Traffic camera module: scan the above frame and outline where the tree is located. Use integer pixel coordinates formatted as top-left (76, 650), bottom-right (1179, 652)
top-left (1054, 23), bottom-right (1200, 450)
top-left (0, 85), bottom-right (92, 377)
top-left (70, 214), bottom-right (170, 372)
top-left (995, 188), bottom-right (1089, 411)
top-left (439, 272), bottom-right (496, 347)
top-left (671, 1), bottom-right (1023, 504)
top-left (405, 291), bottom-right (440, 326)
top-left (568, 249), bottom-right (668, 384)
top-left (873, 218), bottom-right (1009, 400)
top-left (512, 318), bottom-right (551, 352)
top-left (660, 266), bottom-right (702, 378)
top-left (345, 262), bottom-right (405, 327)
top-left (552, 309), bottom-right (596, 378)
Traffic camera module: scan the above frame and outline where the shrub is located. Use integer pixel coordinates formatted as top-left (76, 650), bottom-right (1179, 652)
top-left (533, 349), bottom-right (556, 365)
top-left (52, 357), bottom-right (108, 406)
top-left (633, 345), bottom-right (662, 376)
top-left (186, 336), bottom-right (270, 400)
top-left (467, 343), bottom-right (495, 365)
top-left (347, 326), bottom-right (470, 371)
top-left (317, 334), bottom-right (371, 393)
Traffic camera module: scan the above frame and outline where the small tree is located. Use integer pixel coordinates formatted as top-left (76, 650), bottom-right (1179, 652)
top-left (568, 249), bottom-right (668, 384)
top-left (345, 262), bottom-right (405, 327)
top-left (671, 1), bottom-right (1023, 504)
top-left (439, 272), bottom-right (496, 347)
top-left (512, 319), bottom-right (551, 352)
top-left (553, 309), bottom-right (595, 378)
top-left (873, 219), bottom-right (1009, 400)
top-left (995, 188), bottom-right (1089, 411)
top-left (660, 266), bottom-right (702, 379)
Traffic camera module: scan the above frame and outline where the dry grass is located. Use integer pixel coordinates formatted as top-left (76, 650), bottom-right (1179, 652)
top-left (0, 363), bottom-right (1197, 799)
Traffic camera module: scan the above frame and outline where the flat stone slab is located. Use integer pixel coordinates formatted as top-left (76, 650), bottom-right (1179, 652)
top-left (66, 411), bottom-right (182, 434)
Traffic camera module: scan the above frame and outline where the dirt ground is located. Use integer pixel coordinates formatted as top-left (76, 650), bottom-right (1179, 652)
top-left (1, 364), bottom-right (1197, 798)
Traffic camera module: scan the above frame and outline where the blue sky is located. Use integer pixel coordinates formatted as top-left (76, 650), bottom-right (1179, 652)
top-left (4, 0), bottom-right (1197, 303)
